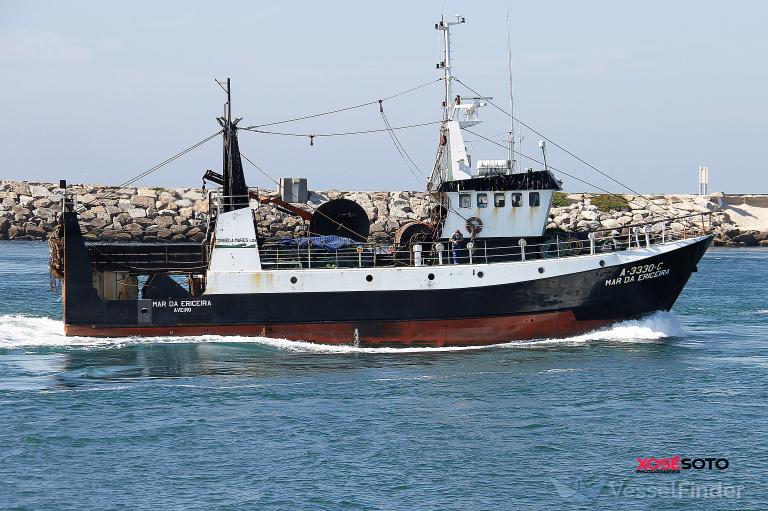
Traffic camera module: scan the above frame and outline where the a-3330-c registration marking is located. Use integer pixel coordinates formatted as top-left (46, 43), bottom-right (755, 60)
top-left (605, 262), bottom-right (670, 287)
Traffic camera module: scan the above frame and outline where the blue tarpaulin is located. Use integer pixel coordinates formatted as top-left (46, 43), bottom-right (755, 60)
top-left (278, 235), bottom-right (358, 251)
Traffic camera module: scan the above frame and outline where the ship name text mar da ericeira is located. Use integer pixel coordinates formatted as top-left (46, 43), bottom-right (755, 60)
top-left (51, 16), bottom-right (712, 347)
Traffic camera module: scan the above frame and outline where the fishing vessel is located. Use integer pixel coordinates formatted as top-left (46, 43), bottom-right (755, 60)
top-left (52, 16), bottom-right (712, 346)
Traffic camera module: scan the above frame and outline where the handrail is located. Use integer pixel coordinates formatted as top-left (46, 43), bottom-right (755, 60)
top-left (256, 212), bottom-right (713, 270)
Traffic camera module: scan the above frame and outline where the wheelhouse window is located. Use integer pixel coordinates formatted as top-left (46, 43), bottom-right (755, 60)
top-left (529, 192), bottom-right (540, 207)
top-left (459, 193), bottom-right (472, 208)
top-left (477, 193), bottom-right (488, 208)
top-left (494, 192), bottom-right (505, 207)
top-left (510, 193), bottom-right (522, 207)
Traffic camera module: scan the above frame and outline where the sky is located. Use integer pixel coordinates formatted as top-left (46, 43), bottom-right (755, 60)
top-left (1, 0), bottom-right (766, 194)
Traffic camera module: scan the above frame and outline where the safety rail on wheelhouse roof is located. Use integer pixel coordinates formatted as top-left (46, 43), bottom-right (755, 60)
top-left (256, 212), bottom-right (714, 270)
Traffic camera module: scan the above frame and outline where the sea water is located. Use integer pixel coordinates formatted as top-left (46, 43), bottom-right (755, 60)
top-left (0, 241), bottom-right (766, 510)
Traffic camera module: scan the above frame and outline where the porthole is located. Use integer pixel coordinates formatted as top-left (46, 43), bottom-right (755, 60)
top-left (290, 276), bottom-right (298, 284)
top-left (599, 260), bottom-right (606, 267)
top-left (366, 275), bottom-right (373, 282)
top-left (477, 271), bottom-right (484, 278)
top-left (140, 307), bottom-right (149, 315)
top-left (428, 273), bottom-right (435, 281)
top-left (538, 267), bottom-right (545, 274)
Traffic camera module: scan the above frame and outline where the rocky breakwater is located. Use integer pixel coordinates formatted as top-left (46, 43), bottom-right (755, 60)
top-left (0, 181), bottom-right (209, 242)
top-left (0, 180), bottom-right (433, 243)
top-left (547, 193), bottom-right (768, 247)
top-left (1, 180), bottom-right (767, 246)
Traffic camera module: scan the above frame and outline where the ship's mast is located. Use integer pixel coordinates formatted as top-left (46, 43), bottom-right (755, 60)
top-left (505, 4), bottom-right (516, 172)
top-left (215, 78), bottom-right (248, 212)
top-left (436, 15), bottom-right (465, 121)
top-left (225, 78), bottom-right (233, 198)
top-left (431, 15), bottom-right (468, 189)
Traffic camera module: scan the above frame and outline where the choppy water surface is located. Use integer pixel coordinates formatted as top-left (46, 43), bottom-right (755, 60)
top-left (0, 241), bottom-right (766, 510)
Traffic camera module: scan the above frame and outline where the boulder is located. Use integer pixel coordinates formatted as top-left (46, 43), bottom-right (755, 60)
top-left (131, 195), bottom-right (155, 208)
top-left (24, 224), bottom-right (46, 239)
top-left (12, 184), bottom-right (30, 195)
top-left (7, 225), bottom-right (22, 239)
top-left (732, 233), bottom-right (758, 246)
top-left (182, 190), bottom-right (204, 201)
top-left (29, 185), bottom-right (52, 197)
top-left (154, 215), bottom-right (175, 228)
top-left (136, 187), bottom-right (157, 197)
top-left (670, 222), bottom-right (685, 232)
top-left (600, 218), bottom-right (621, 229)
top-left (79, 193), bottom-right (97, 204)
top-left (189, 200), bottom-right (208, 214)
top-left (32, 197), bottom-right (53, 208)
top-left (174, 198), bottom-right (193, 208)
top-left (0, 218), bottom-right (9, 239)
top-left (113, 212), bottom-right (131, 224)
top-left (369, 222), bottom-right (385, 233)
top-left (133, 217), bottom-right (156, 226)
top-left (34, 207), bottom-right (57, 220)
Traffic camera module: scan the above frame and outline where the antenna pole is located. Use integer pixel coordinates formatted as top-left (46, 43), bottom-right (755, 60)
top-left (506, 3), bottom-right (516, 173)
top-left (226, 78), bottom-right (232, 126)
top-left (443, 19), bottom-right (452, 120)
top-left (436, 15), bottom-right (465, 121)
top-left (226, 78), bottom-right (232, 202)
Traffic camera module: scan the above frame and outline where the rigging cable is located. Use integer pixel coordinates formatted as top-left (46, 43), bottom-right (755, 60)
top-left (239, 152), bottom-right (371, 242)
top-left (378, 101), bottom-right (424, 181)
top-left (240, 120), bottom-right (442, 139)
top-left (239, 152), bottom-right (281, 188)
top-left (454, 77), bottom-right (679, 217)
top-left (463, 128), bottom-right (705, 225)
top-left (463, 128), bottom-right (649, 204)
top-left (76, 130), bottom-right (223, 212)
top-left (243, 78), bottom-right (441, 129)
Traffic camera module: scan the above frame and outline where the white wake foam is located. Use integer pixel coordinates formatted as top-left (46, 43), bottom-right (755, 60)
top-left (0, 311), bottom-right (683, 353)
top-left (525, 311), bottom-right (685, 347)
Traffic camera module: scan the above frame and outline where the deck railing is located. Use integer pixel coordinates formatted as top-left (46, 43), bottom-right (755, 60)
top-left (257, 212), bottom-right (713, 270)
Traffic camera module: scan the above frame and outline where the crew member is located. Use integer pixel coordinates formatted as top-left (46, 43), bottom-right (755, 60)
top-left (450, 229), bottom-right (464, 264)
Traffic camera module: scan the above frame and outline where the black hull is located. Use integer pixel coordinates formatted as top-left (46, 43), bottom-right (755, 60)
top-left (61, 212), bottom-right (711, 346)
